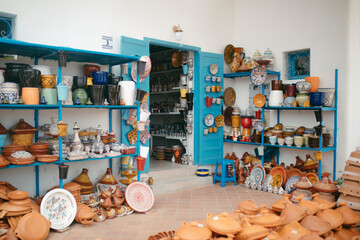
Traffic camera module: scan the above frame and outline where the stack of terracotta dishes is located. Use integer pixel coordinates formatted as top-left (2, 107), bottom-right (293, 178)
top-left (28, 141), bottom-right (50, 157)
top-left (338, 148), bottom-right (360, 212)
top-left (63, 182), bottom-right (81, 203)
top-left (0, 191), bottom-right (32, 220)
top-left (0, 154), bottom-right (10, 168)
top-left (9, 118), bottom-right (38, 149)
top-left (73, 168), bottom-right (94, 195)
top-left (1, 142), bottom-right (26, 160)
top-left (312, 172), bottom-right (338, 202)
top-left (7, 151), bottom-right (35, 165)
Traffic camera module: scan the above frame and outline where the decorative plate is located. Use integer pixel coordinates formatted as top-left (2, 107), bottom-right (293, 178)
top-left (286, 168), bottom-right (302, 181)
top-left (306, 172), bottom-right (319, 184)
top-left (285, 175), bottom-right (300, 191)
top-left (127, 128), bottom-right (137, 145)
top-left (224, 44), bottom-right (235, 64)
top-left (224, 87), bottom-right (236, 106)
top-left (209, 63), bottom-right (218, 75)
top-left (125, 182), bottom-right (155, 213)
top-left (215, 115), bottom-right (224, 127)
top-left (264, 174), bottom-right (272, 188)
top-left (40, 189), bottom-right (77, 230)
top-left (204, 114), bottom-right (215, 127)
top-left (171, 52), bottom-right (182, 68)
top-left (131, 56), bottom-right (152, 83)
top-left (269, 166), bottom-right (287, 186)
top-left (253, 93), bottom-right (266, 108)
top-left (140, 129), bottom-right (151, 145)
top-left (254, 121), bottom-right (264, 132)
top-left (224, 107), bottom-right (234, 126)
top-left (270, 173), bottom-right (283, 188)
top-left (250, 164), bottom-right (266, 185)
top-left (250, 66), bottom-right (267, 85)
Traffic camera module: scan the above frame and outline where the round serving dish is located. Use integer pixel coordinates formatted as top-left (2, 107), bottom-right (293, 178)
top-left (196, 169), bottom-right (209, 177)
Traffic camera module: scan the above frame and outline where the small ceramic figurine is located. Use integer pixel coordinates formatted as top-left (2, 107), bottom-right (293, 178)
top-left (86, 98), bottom-right (93, 105)
top-left (148, 177), bottom-right (154, 185)
top-left (120, 99), bottom-right (125, 106)
top-left (273, 186), bottom-right (279, 194)
top-left (103, 99), bottom-right (109, 106)
top-left (267, 184), bottom-right (273, 193)
top-left (74, 97), bottom-right (81, 105)
top-left (18, 96), bottom-right (24, 104)
top-left (40, 96), bottom-right (47, 104)
top-left (245, 177), bottom-right (251, 189)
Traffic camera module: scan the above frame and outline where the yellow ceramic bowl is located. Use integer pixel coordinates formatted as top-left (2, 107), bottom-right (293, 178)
top-left (40, 75), bottom-right (56, 88)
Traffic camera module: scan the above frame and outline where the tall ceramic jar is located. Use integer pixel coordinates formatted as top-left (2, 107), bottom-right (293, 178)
top-left (62, 76), bottom-right (73, 105)
top-left (0, 82), bottom-right (19, 104)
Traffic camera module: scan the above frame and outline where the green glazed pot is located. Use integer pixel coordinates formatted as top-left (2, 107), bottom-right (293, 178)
top-left (40, 88), bottom-right (58, 105)
top-left (73, 89), bottom-right (88, 105)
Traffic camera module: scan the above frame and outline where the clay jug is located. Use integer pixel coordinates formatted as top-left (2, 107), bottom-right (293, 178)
top-left (98, 168), bottom-right (118, 185)
top-left (230, 53), bottom-right (241, 73)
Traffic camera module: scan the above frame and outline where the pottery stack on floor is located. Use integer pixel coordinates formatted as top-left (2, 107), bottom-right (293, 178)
top-left (338, 148), bottom-right (360, 213)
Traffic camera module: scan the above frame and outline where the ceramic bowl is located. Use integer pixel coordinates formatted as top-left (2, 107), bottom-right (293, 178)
top-left (269, 136), bottom-right (277, 145)
top-left (296, 81), bottom-right (311, 93)
top-left (196, 169), bottom-right (209, 177)
top-left (310, 92), bottom-right (325, 107)
top-left (40, 75), bottom-right (56, 88)
top-left (285, 137), bottom-right (294, 146)
top-left (294, 136), bottom-right (304, 147)
top-left (277, 137), bottom-right (285, 146)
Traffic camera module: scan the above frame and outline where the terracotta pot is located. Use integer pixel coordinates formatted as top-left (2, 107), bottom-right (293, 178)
top-left (22, 87), bottom-right (39, 105)
top-left (305, 76), bottom-right (319, 92)
top-left (100, 196), bottom-right (112, 210)
top-left (112, 196), bottom-right (124, 208)
top-left (14, 212), bottom-right (50, 240)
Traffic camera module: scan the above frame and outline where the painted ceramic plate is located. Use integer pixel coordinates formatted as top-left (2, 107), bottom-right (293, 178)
top-left (286, 168), bottom-right (302, 182)
top-left (253, 93), bottom-right (266, 108)
top-left (131, 56), bottom-right (152, 82)
top-left (224, 44), bottom-right (235, 64)
top-left (204, 114), bottom-right (215, 127)
top-left (224, 87), bottom-right (236, 106)
top-left (285, 175), bottom-right (300, 191)
top-left (40, 189), bottom-right (77, 230)
top-left (269, 166), bottom-right (287, 186)
top-left (224, 107), bottom-right (233, 126)
top-left (215, 115), bottom-right (224, 127)
top-left (209, 63), bottom-right (219, 75)
top-left (125, 182), bottom-right (154, 213)
top-left (171, 52), bottom-right (182, 68)
top-left (250, 164), bottom-right (266, 185)
top-left (254, 121), bottom-right (264, 132)
top-left (306, 172), bottom-right (319, 184)
top-left (250, 66), bottom-right (267, 85)
top-left (270, 173), bottom-right (283, 188)
top-left (264, 174), bottom-right (272, 188)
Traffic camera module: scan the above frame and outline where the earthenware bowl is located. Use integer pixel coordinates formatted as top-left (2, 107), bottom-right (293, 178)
top-left (40, 75), bottom-right (56, 88)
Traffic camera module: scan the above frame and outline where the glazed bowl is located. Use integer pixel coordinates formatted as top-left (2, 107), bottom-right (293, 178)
top-left (294, 136), bottom-right (304, 147)
top-left (285, 137), bottom-right (294, 146)
top-left (296, 81), bottom-right (311, 93)
top-left (310, 92), bottom-right (325, 107)
top-left (40, 75), bottom-right (56, 88)
top-left (18, 69), bottom-right (41, 87)
top-left (196, 169), bottom-right (209, 177)
top-left (5, 63), bottom-right (31, 83)
top-left (83, 64), bottom-right (100, 77)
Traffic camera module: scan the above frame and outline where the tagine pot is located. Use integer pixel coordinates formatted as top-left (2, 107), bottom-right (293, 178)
top-left (316, 208), bottom-right (344, 230)
top-left (312, 172), bottom-right (338, 193)
top-left (335, 201), bottom-right (360, 226)
top-left (206, 212), bottom-right (242, 235)
top-left (175, 221), bottom-right (212, 240)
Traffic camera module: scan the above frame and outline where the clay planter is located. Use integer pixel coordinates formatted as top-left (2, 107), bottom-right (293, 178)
top-left (175, 221), bottom-right (212, 240)
top-left (206, 212), bottom-right (242, 235)
top-left (22, 87), bottom-right (39, 105)
top-left (300, 215), bottom-right (332, 236)
top-left (312, 172), bottom-right (338, 193)
top-left (280, 202), bottom-right (306, 224)
top-left (335, 201), bottom-right (360, 226)
top-left (316, 209), bottom-right (344, 230)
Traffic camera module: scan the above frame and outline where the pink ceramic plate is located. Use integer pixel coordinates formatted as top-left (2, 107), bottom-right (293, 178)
top-left (131, 56), bottom-right (152, 82)
top-left (125, 182), bottom-right (154, 213)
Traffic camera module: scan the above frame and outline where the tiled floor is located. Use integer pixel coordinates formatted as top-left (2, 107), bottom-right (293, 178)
top-left (48, 184), bottom-right (282, 240)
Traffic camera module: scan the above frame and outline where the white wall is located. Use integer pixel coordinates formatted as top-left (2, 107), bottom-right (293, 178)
top-left (226, 0), bottom-right (349, 177)
top-left (0, 0), bottom-right (234, 196)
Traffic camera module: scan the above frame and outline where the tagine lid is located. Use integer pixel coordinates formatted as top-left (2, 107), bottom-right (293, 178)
top-left (312, 172), bottom-right (338, 193)
top-left (175, 221), bottom-right (212, 240)
top-left (7, 190), bottom-right (29, 200)
top-left (237, 199), bottom-right (259, 212)
top-left (249, 207), bottom-right (284, 227)
top-left (280, 202), bottom-right (306, 224)
top-left (237, 218), bottom-right (269, 239)
top-left (299, 233), bottom-right (324, 240)
top-left (73, 168), bottom-right (93, 187)
top-left (278, 221), bottom-right (311, 240)
top-left (297, 195), bottom-right (320, 215)
top-left (336, 201), bottom-right (360, 226)
top-left (270, 194), bottom-right (292, 212)
top-left (0, 123), bottom-right (7, 135)
top-left (15, 212), bottom-right (50, 240)
top-left (98, 168), bottom-right (118, 185)
top-left (300, 215), bottom-right (331, 235)
top-left (206, 212), bottom-right (242, 235)
top-left (1, 142), bottom-right (26, 150)
top-left (316, 209), bottom-right (344, 230)
top-left (293, 172), bottom-right (312, 190)
top-left (10, 118), bottom-right (38, 133)
top-left (312, 193), bottom-right (336, 209)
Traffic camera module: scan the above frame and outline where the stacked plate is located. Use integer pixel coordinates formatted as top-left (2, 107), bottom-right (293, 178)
top-left (63, 182), bottom-right (81, 203)
top-left (28, 141), bottom-right (50, 157)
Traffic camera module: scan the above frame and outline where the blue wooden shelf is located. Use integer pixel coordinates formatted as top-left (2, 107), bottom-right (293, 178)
top-left (223, 139), bottom-right (261, 146)
top-left (61, 154), bottom-right (136, 164)
top-left (224, 70), bottom-right (281, 78)
top-left (62, 105), bottom-right (138, 109)
top-left (0, 104), bottom-right (59, 109)
top-left (262, 143), bottom-right (336, 152)
top-left (263, 106), bottom-right (336, 111)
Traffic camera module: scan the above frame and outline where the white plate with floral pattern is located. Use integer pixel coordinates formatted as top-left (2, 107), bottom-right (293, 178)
top-left (40, 189), bottom-right (77, 230)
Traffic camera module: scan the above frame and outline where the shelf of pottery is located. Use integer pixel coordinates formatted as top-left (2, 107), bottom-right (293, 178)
top-left (149, 50), bottom-right (194, 165)
top-left (0, 37), bottom-right (152, 195)
top-left (222, 45), bottom-right (338, 179)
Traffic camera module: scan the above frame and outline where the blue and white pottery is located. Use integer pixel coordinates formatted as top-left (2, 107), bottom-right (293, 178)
top-left (296, 81), bottom-right (311, 93)
top-left (0, 82), bottom-right (19, 104)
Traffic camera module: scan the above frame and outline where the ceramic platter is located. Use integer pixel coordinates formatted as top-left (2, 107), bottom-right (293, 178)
top-left (250, 164), bottom-right (266, 186)
top-left (253, 93), bottom-right (266, 108)
top-left (264, 174), bottom-right (272, 188)
top-left (209, 63), bottom-right (219, 75)
top-left (215, 115), bottom-right (224, 127)
top-left (224, 107), bottom-right (234, 126)
top-left (224, 44), bottom-right (235, 64)
top-left (269, 166), bottom-right (287, 186)
top-left (125, 182), bottom-right (155, 213)
top-left (40, 189), bottom-right (77, 230)
top-left (285, 175), bottom-right (300, 190)
top-left (250, 66), bottom-right (267, 85)
top-left (204, 114), bottom-right (215, 127)
top-left (224, 87), bottom-right (236, 106)
top-left (131, 56), bottom-right (152, 83)
top-left (254, 121), bottom-right (264, 132)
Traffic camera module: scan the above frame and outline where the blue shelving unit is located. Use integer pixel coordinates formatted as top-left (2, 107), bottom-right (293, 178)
top-left (0, 38), bottom-right (141, 195)
top-left (223, 69), bottom-right (338, 180)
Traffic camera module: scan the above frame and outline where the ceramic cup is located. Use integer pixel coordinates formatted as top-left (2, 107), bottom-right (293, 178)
top-left (41, 88), bottom-right (58, 105)
top-left (216, 98), bottom-right (222, 104)
top-left (285, 137), bottom-right (294, 146)
top-left (294, 136), bottom-right (304, 147)
top-left (205, 75), bottom-right (211, 82)
top-left (269, 136), bottom-right (277, 145)
top-left (211, 85), bottom-right (215, 92)
top-left (205, 86), bottom-right (211, 93)
top-left (216, 85), bottom-right (221, 92)
top-left (203, 128), bottom-right (209, 135)
top-left (217, 76), bottom-right (221, 82)
top-left (212, 76), bottom-right (217, 82)
top-left (22, 87), bottom-right (39, 105)
top-left (277, 137), bottom-right (285, 146)
top-left (208, 127), bottom-right (213, 133)
top-left (212, 97), bottom-right (216, 104)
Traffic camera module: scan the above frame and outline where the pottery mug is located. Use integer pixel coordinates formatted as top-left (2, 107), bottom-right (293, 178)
top-left (269, 136), bottom-right (277, 145)
top-left (212, 97), bottom-right (216, 104)
top-left (205, 75), bottom-right (211, 82)
top-left (217, 76), bottom-right (221, 83)
top-left (216, 85), bottom-right (221, 92)
top-left (203, 128), bottom-right (209, 135)
top-left (205, 86), bottom-right (211, 93)
top-left (216, 98), bottom-right (222, 105)
top-left (211, 85), bottom-right (215, 92)
top-left (211, 76), bottom-right (217, 82)
top-left (208, 127), bottom-right (213, 133)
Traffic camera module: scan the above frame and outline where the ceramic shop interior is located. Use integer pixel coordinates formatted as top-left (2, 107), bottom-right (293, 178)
top-left (0, 0), bottom-right (359, 239)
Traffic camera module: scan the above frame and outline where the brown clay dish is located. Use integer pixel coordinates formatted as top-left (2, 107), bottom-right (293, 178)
top-left (335, 201), bottom-right (360, 226)
top-left (175, 221), bottom-right (212, 240)
top-left (300, 215), bottom-right (331, 235)
top-left (280, 202), bottom-right (306, 224)
top-left (29, 141), bottom-right (49, 150)
top-left (36, 155), bottom-right (58, 163)
top-left (14, 212), bottom-right (50, 240)
top-left (316, 209), bottom-right (344, 230)
top-left (7, 191), bottom-right (28, 200)
top-left (277, 221), bottom-right (311, 240)
top-left (206, 212), bottom-right (242, 235)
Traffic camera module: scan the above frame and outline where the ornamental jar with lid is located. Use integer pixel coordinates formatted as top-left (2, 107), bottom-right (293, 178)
top-left (252, 50), bottom-right (262, 61)
top-left (262, 48), bottom-right (275, 70)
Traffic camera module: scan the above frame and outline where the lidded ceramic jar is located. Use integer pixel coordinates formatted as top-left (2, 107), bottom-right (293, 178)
top-left (98, 168), bottom-right (118, 185)
top-left (312, 172), bottom-right (338, 193)
top-left (231, 106), bottom-right (241, 128)
top-left (10, 118), bottom-right (38, 148)
top-left (175, 221), bottom-right (212, 240)
top-left (252, 50), bottom-right (262, 60)
top-left (0, 82), bottom-right (19, 104)
top-left (262, 48), bottom-right (275, 70)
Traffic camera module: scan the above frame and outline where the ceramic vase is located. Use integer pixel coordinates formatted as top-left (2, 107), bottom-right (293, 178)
top-left (105, 84), bottom-right (120, 105)
top-left (296, 93), bottom-right (310, 107)
top-left (0, 82), bottom-right (19, 104)
top-left (87, 85), bottom-right (104, 105)
top-left (49, 117), bottom-right (59, 135)
top-left (40, 88), bottom-right (58, 105)
top-left (62, 76), bottom-right (73, 105)
top-left (22, 87), bottom-right (39, 105)
top-left (305, 77), bottom-right (319, 92)
top-left (73, 89), bottom-right (88, 105)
